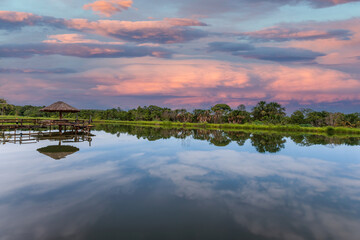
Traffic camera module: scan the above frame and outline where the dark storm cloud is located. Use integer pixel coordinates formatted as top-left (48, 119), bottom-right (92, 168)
top-left (0, 43), bottom-right (173, 59)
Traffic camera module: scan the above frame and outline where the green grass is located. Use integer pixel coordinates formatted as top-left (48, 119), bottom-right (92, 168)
top-left (2, 116), bottom-right (360, 136)
top-left (93, 120), bottom-right (360, 136)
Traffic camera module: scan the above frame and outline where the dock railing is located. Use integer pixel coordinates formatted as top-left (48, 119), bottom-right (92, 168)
top-left (0, 118), bottom-right (93, 131)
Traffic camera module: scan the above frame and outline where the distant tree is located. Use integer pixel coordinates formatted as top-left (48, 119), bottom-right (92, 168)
top-left (251, 101), bottom-right (267, 121)
top-left (266, 102), bottom-right (286, 122)
top-left (0, 98), bottom-right (8, 115)
top-left (175, 109), bottom-right (189, 122)
top-left (325, 112), bottom-right (344, 127)
top-left (228, 109), bottom-right (251, 124)
top-left (237, 104), bottom-right (246, 111)
top-left (211, 104), bottom-right (232, 113)
top-left (193, 109), bottom-right (211, 123)
top-left (289, 110), bottom-right (306, 124)
top-left (252, 101), bottom-right (286, 123)
top-left (343, 113), bottom-right (360, 127)
top-left (211, 104), bottom-right (232, 123)
top-left (306, 111), bottom-right (329, 127)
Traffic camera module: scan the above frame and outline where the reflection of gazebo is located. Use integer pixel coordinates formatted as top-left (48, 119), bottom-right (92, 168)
top-left (37, 145), bottom-right (79, 160)
top-left (40, 101), bottom-right (80, 119)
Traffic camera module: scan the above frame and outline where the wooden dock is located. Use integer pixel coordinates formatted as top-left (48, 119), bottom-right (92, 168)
top-left (0, 118), bottom-right (93, 133)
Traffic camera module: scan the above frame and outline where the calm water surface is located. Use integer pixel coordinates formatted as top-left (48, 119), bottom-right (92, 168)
top-left (1, 125), bottom-right (360, 240)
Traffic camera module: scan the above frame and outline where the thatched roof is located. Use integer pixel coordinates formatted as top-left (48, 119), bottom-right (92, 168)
top-left (37, 145), bottom-right (79, 160)
top-left (40, 101), bottom-right (80, 113)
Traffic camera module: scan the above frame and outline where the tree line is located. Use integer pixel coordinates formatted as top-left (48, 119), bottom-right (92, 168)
top-left (1, 98), bottom-right (359, 128)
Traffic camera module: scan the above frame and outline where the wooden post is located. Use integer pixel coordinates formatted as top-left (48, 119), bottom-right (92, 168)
top-left (59, 111), bottom-right (63, 120)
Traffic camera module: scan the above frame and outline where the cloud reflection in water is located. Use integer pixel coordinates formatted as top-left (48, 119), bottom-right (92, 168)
top-left (0, 130), bottom-right (360, 240)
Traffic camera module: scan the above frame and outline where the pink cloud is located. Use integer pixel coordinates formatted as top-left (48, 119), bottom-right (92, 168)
top-left (63, 18), bottom-right (208, 43)
top-left (163, 18), bottom-right (208, 27)
top-left (0, 76), bottom-right (61, 103)
top-left (88, 59), bottom-right (250, 94)
top-left (83, 0), bottom-right (133, 17)
top-left (176, 0), bottom-right (360, 17)
top-left (320, 0), bottom-right (358, 4)
top-left (77, 59), bottom-right (360, 107)
top-left (242, 18), bottom-right (360, 65)
top-left (0, 43), bottom-right (172, 58)
top-left (0, 11), bottom-right (43, 29)
top-left (0, 11), bottom-right (38, 23)
top-left (282, 19), bottom-right (360, 65)
top-left (43, 34), bottom-right (124, 45)
top-left (258, 65), bottom-right (360, 103)
top-left (240, 27), bottom-right (352, 42)
top-left (1, 58), bottom-right (359, 109)
top-left (0, 11), bottom-right (208, 44)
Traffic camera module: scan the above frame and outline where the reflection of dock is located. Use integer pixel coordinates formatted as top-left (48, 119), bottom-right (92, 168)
top-left (0, 130), bottom-right (93, 146)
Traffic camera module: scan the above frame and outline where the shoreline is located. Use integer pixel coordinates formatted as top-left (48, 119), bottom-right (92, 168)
top-left (1, 116), bottom-right (360, 136)
top-left (94, 120), bottom-right (360, 136)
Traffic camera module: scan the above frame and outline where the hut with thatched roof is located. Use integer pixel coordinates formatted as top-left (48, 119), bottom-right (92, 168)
top-left (40, 101), bottom-right (80, 119)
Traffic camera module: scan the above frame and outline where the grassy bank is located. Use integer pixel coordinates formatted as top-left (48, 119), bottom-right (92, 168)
top-left (94, 120), bottom-right (360, 135)
top-left (1, 116), bottom-right (360, 135)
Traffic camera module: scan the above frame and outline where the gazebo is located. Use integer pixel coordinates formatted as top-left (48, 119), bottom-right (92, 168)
top-left (40, 101), bottom-right (80, 120)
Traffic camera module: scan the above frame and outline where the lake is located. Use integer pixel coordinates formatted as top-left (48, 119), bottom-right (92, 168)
top-left (1, 125), bottom-right (360, 240)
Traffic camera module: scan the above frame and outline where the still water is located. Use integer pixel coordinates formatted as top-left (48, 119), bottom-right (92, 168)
top-left (1, 125), bottom-right (360, 240)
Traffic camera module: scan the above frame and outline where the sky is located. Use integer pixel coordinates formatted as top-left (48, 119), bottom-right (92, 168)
top-left (0, 0), bottom-right (360, 112)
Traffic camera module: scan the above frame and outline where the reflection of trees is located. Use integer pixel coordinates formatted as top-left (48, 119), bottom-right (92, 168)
top-left (227, 132), bottom-right (251, 146)
top-left (250, 134), bottom-right (286, 153)
top-left (209, 131), bottom-right (231, 147)
top-left (95, 124), bottom-right (360, 153)
top-left (290, 134), bottom-right (360, 147)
